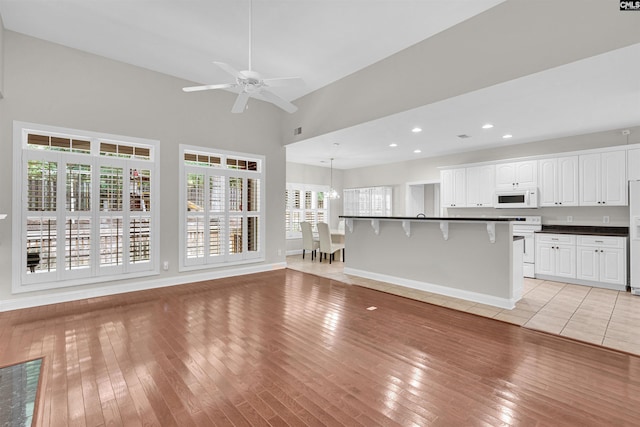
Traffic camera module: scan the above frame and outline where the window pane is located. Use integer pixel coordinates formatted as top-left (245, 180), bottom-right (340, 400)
top-left (100, 166), bottom-right (123, 211)
top-left (210, 217), bottom-right (223, 256)
top-left (187, 173), bottom-right (204, 212)
top-left (229, 177), bottom-right (243, 212)
top-left (247, 216), bottom-right (259, 252)
top-left (27, 133), bottom-right (50, 148)
top-left (305, 211), bottom-right (315, 225)
top-left (305, 191), bottom-right (312, 209)
top-left (317, 192), bottom-right (325, 209)
top-left (130, 168), bottom-right (151, 212)
top-left (51, 137), bottom-right (71, 150)
top-left (66, 217), bottom-right (91, 270)
top-left (209, 176), bottom-right (225, 212)
top-left (317, 210), bottom-right (326, 226)
top-left (130, 217), bottom-right (150, 263)
top-left (247, 178), bottom-right (260, 212)
top-left (186, 216), bottom-right (205, 258)
top-left (26, 217), bottom-right (56, 273)
top-left (100, 217), bottom-right (123, 267)
top-left (27, 160), bottom-right (57, 212)
top-left (66, 164), bottom-right (91, 211)
top-left (293, 190), bottom-right (300, 209)
top-left (291, 211), bottom-right (301, 233)
top-left (229, 216), bottom-right (243, 254)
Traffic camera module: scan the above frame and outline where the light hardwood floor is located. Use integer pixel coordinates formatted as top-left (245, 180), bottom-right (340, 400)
top-left (1, 268), bottom-right (640, 426)
top-left (287, 254), bottom-right (640, 355)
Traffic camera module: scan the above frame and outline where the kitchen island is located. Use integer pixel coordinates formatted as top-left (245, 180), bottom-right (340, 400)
top-left (340, 216), bottom-right (522, 309)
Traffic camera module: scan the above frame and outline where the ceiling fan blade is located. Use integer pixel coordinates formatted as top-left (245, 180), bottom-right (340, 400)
top-left (213, 61), bottom-right (243, 78)
top-left (258, 89), bottom-right (298, 113)
top-left (231, 92), bottom-right (251, 113)
top-left (263, 77), bottom-right (304, 88)
top-left (182, 83), bottom-right (236, 92)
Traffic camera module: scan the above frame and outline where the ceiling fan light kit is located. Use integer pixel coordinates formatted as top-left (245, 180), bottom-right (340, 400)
top-left (182, 0), bottom-right (303, 114)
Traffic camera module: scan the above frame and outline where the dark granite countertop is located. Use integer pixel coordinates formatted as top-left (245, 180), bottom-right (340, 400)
top-left (537, 225), bottom-right (629, 237)
top-left (339, 216), bottom-right (513, 222)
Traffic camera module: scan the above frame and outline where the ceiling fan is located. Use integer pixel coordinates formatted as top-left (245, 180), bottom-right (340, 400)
top-left (182, 0), bottom-right (303, 114)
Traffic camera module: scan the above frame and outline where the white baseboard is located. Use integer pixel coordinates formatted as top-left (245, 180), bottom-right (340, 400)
top-left (286, 249), bottom-right (303, 256)
top-left (344, 267), bottom-right (516, 310)
top-left (0, 262), bottom-right (287, 312)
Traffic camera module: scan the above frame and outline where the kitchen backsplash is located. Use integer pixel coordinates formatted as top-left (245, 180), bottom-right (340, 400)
top-left (446, 205), bottom-right (629, 227)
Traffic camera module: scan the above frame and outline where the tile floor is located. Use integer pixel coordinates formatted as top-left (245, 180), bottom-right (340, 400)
top-left (287, 254), bottom-right (640, 356)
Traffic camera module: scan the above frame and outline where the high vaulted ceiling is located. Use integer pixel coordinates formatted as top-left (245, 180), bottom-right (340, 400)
top-left (1, 1), bottom-right (639, 170)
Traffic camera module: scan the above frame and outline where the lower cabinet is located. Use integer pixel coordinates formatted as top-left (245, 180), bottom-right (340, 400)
top-left (535, 234), bottom-right (576, 279)
top-left (536, 233), bottom-right (627, 290)
top-left (576, 236), bottom-right (626, 286)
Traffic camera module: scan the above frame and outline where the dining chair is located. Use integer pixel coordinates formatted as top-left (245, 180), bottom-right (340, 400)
top-left (300, 221), bottom-right (319, 260)
top-left (317, 222), bottom-right (345, 264)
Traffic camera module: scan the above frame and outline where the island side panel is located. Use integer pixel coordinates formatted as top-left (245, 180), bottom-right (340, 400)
top-left (344, 220), bottom-right (513, 302)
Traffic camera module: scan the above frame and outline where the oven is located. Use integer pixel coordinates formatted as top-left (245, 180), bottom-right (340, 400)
top-left (501, 216), bottom-right (542, 278)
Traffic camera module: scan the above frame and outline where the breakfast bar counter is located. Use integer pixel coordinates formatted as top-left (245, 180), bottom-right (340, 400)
top-left (339, 216), bottom-right (522, 309)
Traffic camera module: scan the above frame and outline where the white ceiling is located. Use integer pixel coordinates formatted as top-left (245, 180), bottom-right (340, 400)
top-left (1, 0), bottom-right (638, 170)
top-left (287, 42), bottom-right (640, 169)
top-left (0, 0), bottom-right (504, 101)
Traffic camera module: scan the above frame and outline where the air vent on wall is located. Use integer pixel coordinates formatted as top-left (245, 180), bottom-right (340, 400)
top-left (457, 134), bottom-right (471, 139)
top-left (293, 127), bottom-right (302, 136)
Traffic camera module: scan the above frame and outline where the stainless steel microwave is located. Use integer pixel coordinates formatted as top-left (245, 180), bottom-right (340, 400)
top-left (494, 188), bottom-right (538, 209)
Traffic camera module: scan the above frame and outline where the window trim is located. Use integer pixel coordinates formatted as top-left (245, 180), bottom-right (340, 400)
top-left (178, 144), bottom-right (266, 272)
top-left (12, 121), bottom-right (160, 294)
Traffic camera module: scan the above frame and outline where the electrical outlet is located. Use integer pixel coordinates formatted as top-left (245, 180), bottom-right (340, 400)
top-left (277, 249), bottom-right (282, 256)
top-left (603, 216), bottom-right (610, 224)
top-left (163, 261), bottom-right (169, 271)
top-left (567, 216), bottom-right (573, 223)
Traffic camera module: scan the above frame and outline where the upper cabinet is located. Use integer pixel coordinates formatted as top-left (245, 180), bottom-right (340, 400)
top-left (495, 160), bottom-right (537, 190)
top-left (579, 150), bottom-right (627, 206)
top-left (441, 168), bottom-right (466, 208)
top-left (538, 156), bottom-right (579, 207)
top-left (466, 165), bottom-right (495, 207)
top-left (629, 149), bottom-right (640, 181)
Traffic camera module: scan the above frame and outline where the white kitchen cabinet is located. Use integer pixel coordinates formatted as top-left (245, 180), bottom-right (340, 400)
top-left (535, 234), bottom-right (576, 279)
top-left (466, 164), bottom-right (495, 207)
top-left (629, 149), bottom-right (640, 181)
top-left (577, 236), bottom-right (626, 287)
top-left (538, 156), bottom-right (579, 207)
top-left (495, 160), bottom-right (537, 190)
top-left (579, 150), bottom-right (627, 206)
top-left (441, 168), bottom-right (466, 208)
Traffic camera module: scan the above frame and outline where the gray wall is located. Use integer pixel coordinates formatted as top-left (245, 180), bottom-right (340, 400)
top-left (0, 31), bottom-right (287, 303)
top-left (281, 0), bottom-right (640, 145)
top-left (345, 219), bottom-right (513, 303)
top-left (0, 14), bottom-right (4, 98)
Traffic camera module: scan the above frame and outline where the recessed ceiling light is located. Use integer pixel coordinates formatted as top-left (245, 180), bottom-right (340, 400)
top-left (482, 124), bottom-right (494, 129)
top-left (389, 143), bottom-right (398, 147)
top-left (412, 127), bottom-right (422, 133)
top-left (413, 149), bottom-right (422, 154)
top-left (503, 134), bottom-right (513, 139)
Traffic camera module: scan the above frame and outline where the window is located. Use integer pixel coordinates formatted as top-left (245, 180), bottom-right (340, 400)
top-left (13, 122), bottom-right (159, 292)
top-left (285, 184), bottom-right (329, 239)
top-left (343, 186), bottom-right (392, 216)
top-left (179, 145), bottom-right (264, 270)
